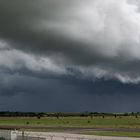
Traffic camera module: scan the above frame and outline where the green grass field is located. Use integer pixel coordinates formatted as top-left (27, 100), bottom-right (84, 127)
top-left (83, 131), bottom-right (140, 137)
top-left (0, 116), bottom-right (140, 128)
top-left (1, 116), bottom-right (140, 137)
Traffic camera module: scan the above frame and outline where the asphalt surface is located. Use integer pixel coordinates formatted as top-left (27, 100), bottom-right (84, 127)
top-left (1, 125), bottom-right (140, 140)
top-left (12, 131), bottom-right (140, 140)
top-left (1, 125), bottom-right (140, 133)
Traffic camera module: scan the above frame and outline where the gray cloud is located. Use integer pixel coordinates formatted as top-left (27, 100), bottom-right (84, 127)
top-left (0, 72), bottom-right (140, 112)
top-left (0, 0), bottom-right (140, 83)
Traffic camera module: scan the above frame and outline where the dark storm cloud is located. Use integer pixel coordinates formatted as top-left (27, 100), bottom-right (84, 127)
top-left (0, 0), bottom-right (140, 83)
top-left (1, 0), bottom-right (140, 112)
top-left (0, 73), bottom-right (140, 112)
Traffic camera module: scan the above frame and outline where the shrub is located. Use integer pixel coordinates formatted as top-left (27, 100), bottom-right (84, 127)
top-left (0, 137), bottom-right (6, 140)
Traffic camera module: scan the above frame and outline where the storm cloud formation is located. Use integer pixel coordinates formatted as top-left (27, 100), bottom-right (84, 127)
top-left (0, 0), bottom-right (140, 111)
top-left (0, 0), bottom-right (140, 83)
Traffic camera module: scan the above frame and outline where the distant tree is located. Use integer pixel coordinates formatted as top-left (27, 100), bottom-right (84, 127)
top-left (37, 114), bottom-right (41, 119)
top-left (37, 112), bottom-right (44, 119)
top-left (114, 114), bottom-right (117, 118)
top-left (124, 113), bottom-right (129, 116)
top-left (137, 112), bottom-right (140, 115)
top-left (56, 112), bottom-right (61, 119)
top-left (90, 112), bottom-right (93, 119)
top-left (131, 112), bottom-right (134, 116)
top-left (57, 115), bottom-right (59, 119)
top-left (87, 120), bottom-right (91, 123)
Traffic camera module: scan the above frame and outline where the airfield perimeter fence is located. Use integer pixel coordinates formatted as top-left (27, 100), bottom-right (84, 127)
top-left (0, 129), bottom-right (11, 140)
top-left (1, 130), bottom-right (140, 140)
top-left (0, 130), bottom-right (108, 140)
top-left (12, 131), bottom-right (102, 140)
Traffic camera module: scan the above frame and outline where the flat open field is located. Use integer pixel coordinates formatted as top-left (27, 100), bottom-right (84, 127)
top-left (1, 116), bottom-right (140, 137)
top-left (0, 116), bottom-right (140, 128)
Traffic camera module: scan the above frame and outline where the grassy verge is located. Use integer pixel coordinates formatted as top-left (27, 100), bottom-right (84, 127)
top-left (82, 131), bottom-right (140, 137)
top-left (0, 116), bottom-right (140, 128)
top-left (1, 116), bottom-right (140, 137)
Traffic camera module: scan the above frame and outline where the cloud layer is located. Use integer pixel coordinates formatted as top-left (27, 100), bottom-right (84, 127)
top-left (0, 0), bottom-right (140, 83)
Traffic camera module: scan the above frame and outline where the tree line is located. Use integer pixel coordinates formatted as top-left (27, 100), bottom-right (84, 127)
top-left (0, 111), bottom-right (139, 118)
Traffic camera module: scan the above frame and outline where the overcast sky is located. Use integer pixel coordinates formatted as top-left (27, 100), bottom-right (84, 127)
top-left (0, 0), bottom-right (140, 112)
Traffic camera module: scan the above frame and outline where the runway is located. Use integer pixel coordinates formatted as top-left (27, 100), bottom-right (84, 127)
top-left (11, 131), bottom-right (140, 140)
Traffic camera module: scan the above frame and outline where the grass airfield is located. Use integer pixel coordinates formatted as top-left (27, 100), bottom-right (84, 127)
top-left (0, 116), bottom-right (140, 137)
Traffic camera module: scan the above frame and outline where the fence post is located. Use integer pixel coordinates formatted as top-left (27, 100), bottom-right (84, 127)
top-left (11, 130), bottom-right (18, 140)
top-left (63, 136), bottom-right (67, 140)
top-left (50, 135), bottom-right (53, 140)
top-left (22, 130), bottom-right (24, 140)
